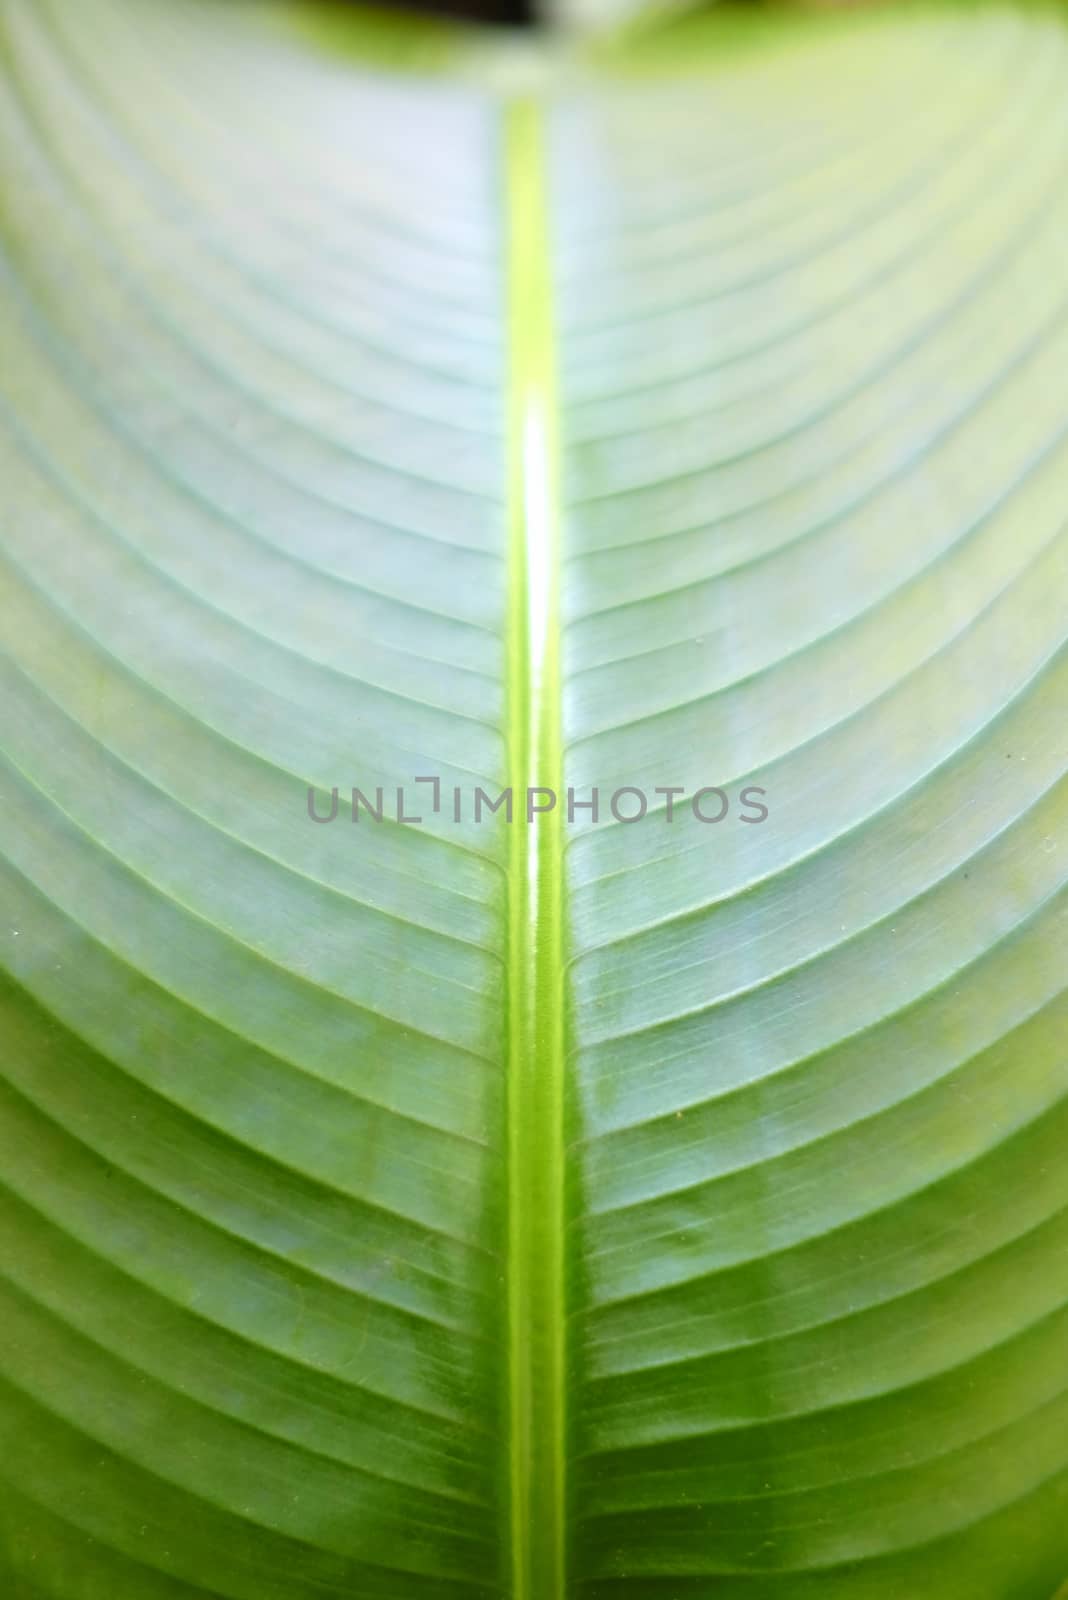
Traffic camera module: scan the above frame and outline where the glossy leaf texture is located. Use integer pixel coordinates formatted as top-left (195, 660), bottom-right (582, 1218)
top-left (0, 0), bottom-right (509, 1594)
top-left (0, 2), bottom-right (1067, 1599)
top-left (554, 11), bottom-right (1068, 1593)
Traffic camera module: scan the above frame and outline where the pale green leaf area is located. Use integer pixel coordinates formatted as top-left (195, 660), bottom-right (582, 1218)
top-left (0, 2), bottom-right (1065, 1598)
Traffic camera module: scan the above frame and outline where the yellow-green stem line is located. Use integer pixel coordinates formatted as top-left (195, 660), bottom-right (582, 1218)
top-left (504, 96), bottom-right (566, 1600)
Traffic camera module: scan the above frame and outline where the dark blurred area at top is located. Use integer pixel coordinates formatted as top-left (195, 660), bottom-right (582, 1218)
top-left (316, 0), bottom-right (536, 27)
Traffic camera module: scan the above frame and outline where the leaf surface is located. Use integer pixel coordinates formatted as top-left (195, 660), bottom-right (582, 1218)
top-left (0, 3), bottom-right (1066, 1598)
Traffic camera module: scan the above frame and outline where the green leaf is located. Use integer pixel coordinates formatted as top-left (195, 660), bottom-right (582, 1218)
top-left (0, 2), bottom-right (1066, 1599)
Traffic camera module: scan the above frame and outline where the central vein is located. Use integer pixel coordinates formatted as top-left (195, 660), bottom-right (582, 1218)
top-left (504, 96), bottom-right (567, 1600)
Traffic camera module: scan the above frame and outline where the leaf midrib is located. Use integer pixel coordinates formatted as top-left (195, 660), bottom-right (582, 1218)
top-left (504, 97), bottom-right (568, 1600)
